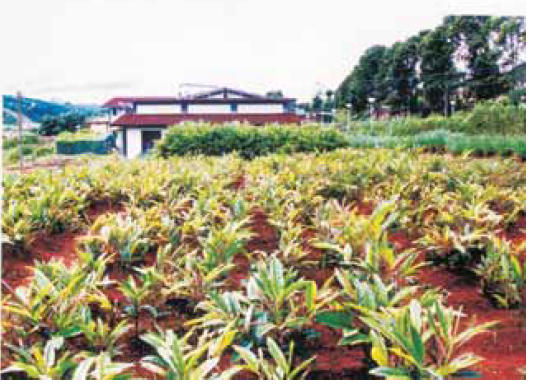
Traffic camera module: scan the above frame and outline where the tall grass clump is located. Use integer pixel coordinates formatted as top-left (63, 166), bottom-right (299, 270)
top-left (347, 129), bottom-right (525, 158)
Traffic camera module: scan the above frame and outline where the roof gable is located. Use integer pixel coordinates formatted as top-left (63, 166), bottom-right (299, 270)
top-left (191, 87), bottom-right (265, 100)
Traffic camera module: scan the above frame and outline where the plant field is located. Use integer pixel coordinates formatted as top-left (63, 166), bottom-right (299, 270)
top-left (1, 149), bottom-right (526, 380)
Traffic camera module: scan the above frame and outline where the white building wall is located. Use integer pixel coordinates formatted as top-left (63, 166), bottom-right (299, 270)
top-left (123, 128), bottom-right (166, 159)
top-left (237, 103), bottom-right (284, 113)
top-left (188, 104), bottom-right (232, 113)
top-left (136, 104), bottom-right (180, 114)
top-left (126, 129), bottom-right (143, 159)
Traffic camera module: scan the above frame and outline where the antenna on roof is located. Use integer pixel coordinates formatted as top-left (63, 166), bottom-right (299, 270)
top-left (177, 83), bottom-right (222, 97)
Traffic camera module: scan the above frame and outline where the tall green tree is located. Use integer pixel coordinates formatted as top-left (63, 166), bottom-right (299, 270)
top-left (419, 26), bottom-right (458, 114)
top-left (446, 16), bottom-right (507, 100)
top-left (337, 45), bottom-right (388, 114)
top-left (311, 94), bottom-right (324, 114)
top-left (384, 36), bottom-right (421, 113)
top-left (491, 16), bottom-right (526, 96)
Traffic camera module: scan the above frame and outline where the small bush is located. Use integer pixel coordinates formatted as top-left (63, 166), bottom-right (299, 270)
top-left (2, 134), bottom-right (40, 149)
top-left (4, 145), bottom-right (34, 163)
top-left (33, 146), bottom-right (55, 158)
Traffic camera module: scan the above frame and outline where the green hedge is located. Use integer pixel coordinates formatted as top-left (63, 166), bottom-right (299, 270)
top-left (56, 140), bottom-right (109, 155)
top-left (156, 123), bottom-right (349, 159)
top-left (56, 133), bottom-right (116, 155)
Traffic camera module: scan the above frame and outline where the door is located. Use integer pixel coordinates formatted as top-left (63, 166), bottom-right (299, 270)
top-left (141, 130), bottom-right (162, 154)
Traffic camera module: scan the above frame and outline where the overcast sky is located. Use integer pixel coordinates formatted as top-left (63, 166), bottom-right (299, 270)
top-left (1, 0), bottom-right (526, 104)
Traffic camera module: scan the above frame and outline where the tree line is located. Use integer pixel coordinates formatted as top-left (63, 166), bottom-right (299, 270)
top-left (333, 16), bottom-right (525, 117)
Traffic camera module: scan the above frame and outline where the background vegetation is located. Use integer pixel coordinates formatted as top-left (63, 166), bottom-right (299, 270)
top-left (346, 98), bottom-right (525, 136)
top-left (331, 16), bottom-right (525, 117)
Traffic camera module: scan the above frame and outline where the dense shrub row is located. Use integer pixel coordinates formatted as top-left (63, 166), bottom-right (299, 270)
top-left (156, 123), bottom-right (349, 159)
top-left (349, 99), bottom-right (525, 136)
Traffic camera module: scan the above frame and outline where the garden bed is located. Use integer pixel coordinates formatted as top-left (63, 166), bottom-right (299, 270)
top-left (1, 149), bottom-right (526, 380)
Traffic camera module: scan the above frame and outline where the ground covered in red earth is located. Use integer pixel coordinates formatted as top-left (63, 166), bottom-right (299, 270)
top-left (2, 192), bottom-right (525, 380)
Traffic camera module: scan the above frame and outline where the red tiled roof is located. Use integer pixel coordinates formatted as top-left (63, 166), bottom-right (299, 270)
top-left (111, 113), bottom-right (305, 127)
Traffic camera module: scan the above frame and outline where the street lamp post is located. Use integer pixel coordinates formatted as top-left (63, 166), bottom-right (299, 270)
top-left (368, 97), bottom-right (376, 119)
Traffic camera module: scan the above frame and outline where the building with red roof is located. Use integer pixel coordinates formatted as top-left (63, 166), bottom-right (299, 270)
top-left (103, 87), bottom-right (305, 158)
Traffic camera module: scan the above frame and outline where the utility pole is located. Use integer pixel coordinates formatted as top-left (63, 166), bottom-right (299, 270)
top-left (346, 103), bottom-right (352, 132)
top-left (17, 91), bottom-right (24, 173)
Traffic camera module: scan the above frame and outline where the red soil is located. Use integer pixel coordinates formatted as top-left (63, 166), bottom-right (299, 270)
top-left (349, 199), bottom-right (375, 216)
top-left (227, 174), bottom-right (246, 191)
top-left (414, 214), bottom-right (527, 380)
top-left (417, 265), bottom-right (526, 379)
top-left (2, 231), bottom-right (81, 291)
top-left (84, 201), bottom-right (126, 223)
top-left (246, 208), bottom-right (278, 254)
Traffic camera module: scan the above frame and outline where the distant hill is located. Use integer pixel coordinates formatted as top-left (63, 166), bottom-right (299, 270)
top-left (2, 95), bottom-right (105, 126)
top-left (3, 110), bottom-right (17, 125)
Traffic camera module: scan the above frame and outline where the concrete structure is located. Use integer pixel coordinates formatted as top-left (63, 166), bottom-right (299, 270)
top-left (104, 87), bottom-right (304, 159)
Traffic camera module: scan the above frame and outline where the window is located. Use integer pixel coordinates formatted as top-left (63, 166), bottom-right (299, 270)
top-left (231, 103), bottom-right (238, 113)
top-left (182, 104), bottom-right (188, 113)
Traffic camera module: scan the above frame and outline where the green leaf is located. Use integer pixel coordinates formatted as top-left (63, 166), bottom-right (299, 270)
top-left (72, 357), bottom-right (95, 380)
top-left (453, 370), bottom-right (482, 379)
top-left (370, 330), bottom-right (388, 367)
top-left (306, 281), bottom-right (317, 311)
top-left (44, 337), bottom-right (64, 369)
top-left (288, 356), bottom-right (316, 379)
top-left (315, 311), bottom-right (352, 330)
top-left (266, 337), bottom-right (289, 374)
top-left (339, 331), bottom-right (369, 346)
top-left (410, 325), bottom-right (425, 365)
top-left (232, 346), bottom-right (259, 373)
top-left (59, 326), bottom-right (82, 338)
top-left (370, 366), bottom-right (412, 380)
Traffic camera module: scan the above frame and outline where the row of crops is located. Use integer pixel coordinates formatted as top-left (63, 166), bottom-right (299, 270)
top-left (1, 149), bottom-right (526, 379)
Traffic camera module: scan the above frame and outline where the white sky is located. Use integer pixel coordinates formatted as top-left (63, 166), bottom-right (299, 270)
top-left (0, 0), bottom-right (526, 104)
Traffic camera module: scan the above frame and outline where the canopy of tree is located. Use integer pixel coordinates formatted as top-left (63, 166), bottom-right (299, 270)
top-left (39, 112), bottom-right (87, 136)
top-left (335, 16), bottom-right (525, 116)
